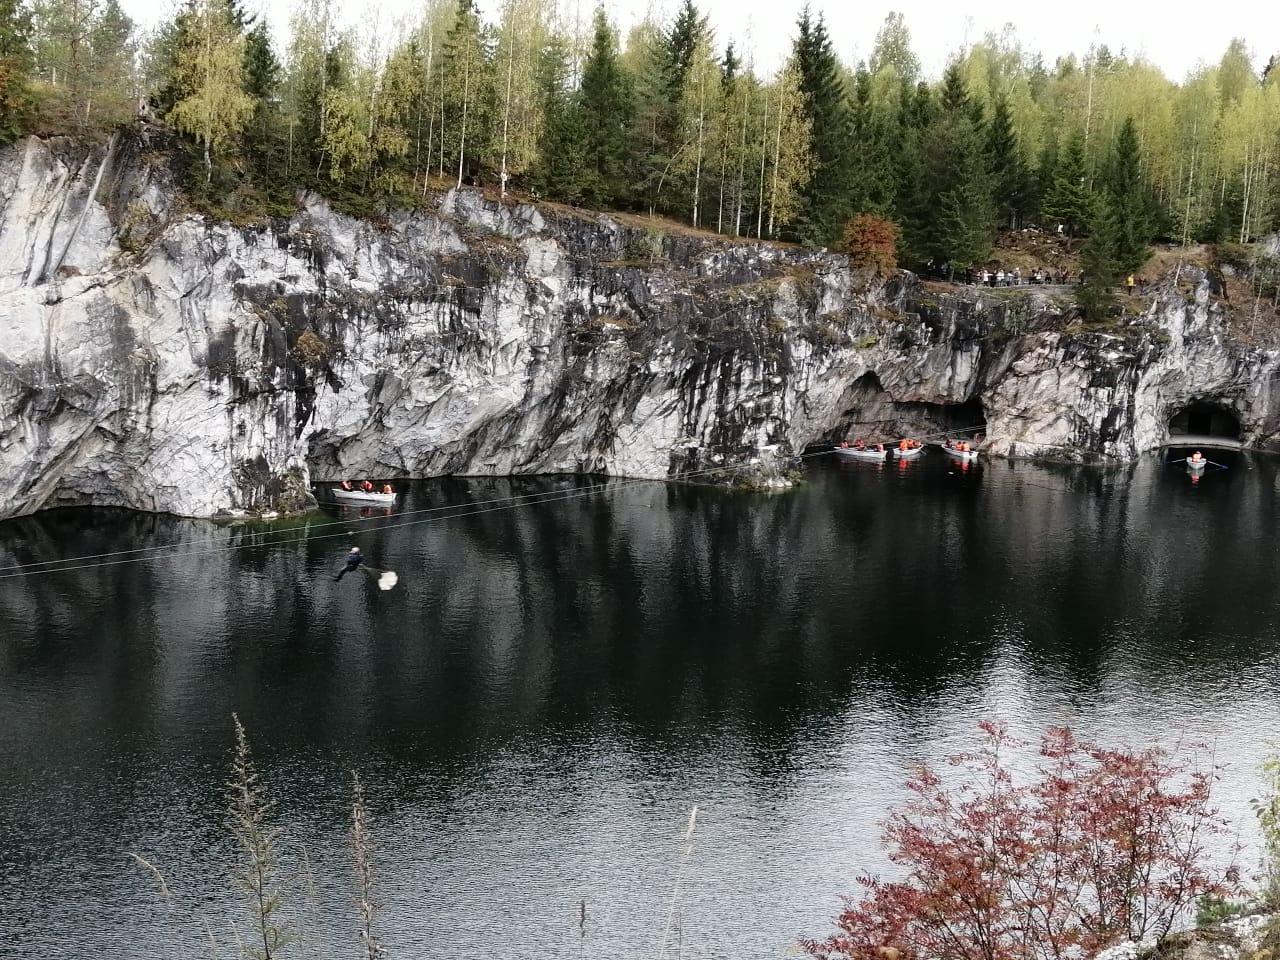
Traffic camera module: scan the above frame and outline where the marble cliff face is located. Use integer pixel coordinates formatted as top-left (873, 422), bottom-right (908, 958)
top-left (1, 131), bottom-right (1276, 519)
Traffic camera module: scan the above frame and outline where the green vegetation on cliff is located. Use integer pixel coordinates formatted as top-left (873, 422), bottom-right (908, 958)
top-left (1, 0), bottom-right (1278, 318)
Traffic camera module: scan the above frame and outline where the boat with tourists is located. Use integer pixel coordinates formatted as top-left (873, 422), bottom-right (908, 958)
top-left (941, 439), bottom-right (981, 463)
top-left (892, 439), bottom-right (924, 460)
top-left (331, 480), bottom-right (398, 505)
top-left (834, 441), bottom-right (888, 462)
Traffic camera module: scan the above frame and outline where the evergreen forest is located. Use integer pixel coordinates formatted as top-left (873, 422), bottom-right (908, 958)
top-left (1, 0), bottom-right (1278, 301)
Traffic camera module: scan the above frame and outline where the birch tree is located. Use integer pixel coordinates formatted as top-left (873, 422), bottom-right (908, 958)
top-left (671, 33), bottom-right (720, 227)
top-left (493, 0), bottom-right (551, 195)
top-left (282, 0), bottom-right (334, 177)
top-left (441, 0), bottom-right (494, 188)
top-left (764, 62), bottom-right (811, 237)
top-left (167, 0), bottom-right (254, 182)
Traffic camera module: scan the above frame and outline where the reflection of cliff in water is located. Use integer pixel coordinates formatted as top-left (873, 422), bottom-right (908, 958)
top-left (4, 457), bottom-right (1280, 772)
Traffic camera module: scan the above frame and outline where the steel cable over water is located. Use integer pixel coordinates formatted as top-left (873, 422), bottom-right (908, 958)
top-left (0, 424), bottom-right (987, 580)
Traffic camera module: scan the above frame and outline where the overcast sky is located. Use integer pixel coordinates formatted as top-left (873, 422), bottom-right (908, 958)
top-left (122, 0), bottom-right (1278, 82)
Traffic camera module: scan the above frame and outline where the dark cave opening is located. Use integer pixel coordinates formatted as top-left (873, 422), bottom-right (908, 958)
top-left (1167, 401), bottom-right (1241, 440)
top-left (812, 372), bottom-right (987, 448)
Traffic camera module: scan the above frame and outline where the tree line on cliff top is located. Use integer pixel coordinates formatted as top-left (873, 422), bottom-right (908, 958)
top-left (0, 0), bottom-right (1278, 277)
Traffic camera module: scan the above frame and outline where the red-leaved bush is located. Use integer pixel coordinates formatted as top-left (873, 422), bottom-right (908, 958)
top-left (842, 214), bottom-right (900, 276)
top-left (807, 722), bottom-right (1239, 960)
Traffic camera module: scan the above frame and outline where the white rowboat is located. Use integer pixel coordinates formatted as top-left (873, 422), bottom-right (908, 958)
top-left (1186, 458), bottom-right (1207, 473)
top-left (892, 446), bottom-right (923, 460)
top-left (834, 447), bottom-right (888, 462)
top-left (942, 444), bottom-right (980, 463)
top-left (332, 488), bottom-right (397, 505)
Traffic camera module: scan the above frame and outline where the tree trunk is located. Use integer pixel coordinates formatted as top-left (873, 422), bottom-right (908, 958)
top-left (734, 91), bottom-right (748, 236)
top-left (756, 93), bottom-right (768, 239)
top-left (767, 85), bottom-right (783, 238)
top-left (456, 57), bottom-right (471, 190)
top-left (692, 77), bottom-right (705, 228)
top-left (499, 25), bottom-right (515, 198)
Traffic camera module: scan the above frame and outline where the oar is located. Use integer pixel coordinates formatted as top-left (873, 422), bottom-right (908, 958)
top-left (1165, 457), bottom-right (1186, 465)
top-left (1206, 460), bottom-right (1229, 470)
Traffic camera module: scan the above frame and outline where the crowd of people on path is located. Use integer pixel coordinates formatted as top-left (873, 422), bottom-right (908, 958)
top-left (922, 260), bottom-right (1155, 295)
top-left (922, 261), bottom-right (1076, 286)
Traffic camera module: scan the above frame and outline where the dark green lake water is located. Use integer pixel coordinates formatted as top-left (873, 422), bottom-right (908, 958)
top-left (2, 451), bottom-right (1279, 959)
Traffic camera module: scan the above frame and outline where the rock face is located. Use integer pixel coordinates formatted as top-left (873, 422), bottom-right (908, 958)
top-left (2, 130), bottom-right (1279, 519)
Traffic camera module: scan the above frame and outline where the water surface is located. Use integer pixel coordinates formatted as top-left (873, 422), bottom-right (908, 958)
top-left (2, 451), bottom-right (1278, 958)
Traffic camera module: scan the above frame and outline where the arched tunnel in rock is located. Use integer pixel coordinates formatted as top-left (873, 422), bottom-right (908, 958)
top-left (1167, 400), bottom-right (1241, 442)
top-left (814, 372), bottom-right (988, 447)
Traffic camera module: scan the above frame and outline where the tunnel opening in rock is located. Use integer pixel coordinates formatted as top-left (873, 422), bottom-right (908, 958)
top-left (814, 373), bottom-right (987, 448)
top-left (1167, 400), bottom-right (1240, 440)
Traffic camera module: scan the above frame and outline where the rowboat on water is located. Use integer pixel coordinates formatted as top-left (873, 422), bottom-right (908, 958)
top-left (834, 446), bottom-right (888, 462)
top-left (332, 488), bottom-right (397, 505)
top-left (942, 443), bottom-right (981, 463)
top-left (1186, 458), bottom-right (1207, 473)
top-left (892, 446), bottom-right (923, 460)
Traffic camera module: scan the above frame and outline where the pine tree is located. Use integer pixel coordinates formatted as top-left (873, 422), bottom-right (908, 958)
top-left (985, 97), bottom-right (1028, 228)
top-left (1043, 130), bottom-right (1091, 237)
top-left (938, 60), bottom-right (983, 128)
top-left (790, 6), bottom-right (850, 244)
top-left (529, 32), bottom-right (588, 202)
top-left (1104, 116), bottom-right (1153, 272)
top-left (87, 0), bottom-right (135, 127)
top-left (0, 0), bottom-right (31, 142)
top-left (1078, 194), bottom-right (1121, 319)
top-left (844, 67), bottom-right (896, 217)
top-left (663, 0), bottom-right (704, 102)
top-left (940, 61), bottom-right (969, 114)
top-left (893, 82), bottom-right (932, 263)
top-left (928, 112), bottom-right (995, 265)
top-left (631, 0), bottom-right (709, 214)
top-left (166, 0), bottom-right (255, 183)
top-left (1033, 140), bottom-right (1057, 223)
top-left (242, 19), bottom-right (282, 187)
top-left (577, 6), bottom-right (631, 207)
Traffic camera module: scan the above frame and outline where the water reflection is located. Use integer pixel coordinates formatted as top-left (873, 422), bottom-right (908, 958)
top-left (2, 453), bottom-right (1279, 958)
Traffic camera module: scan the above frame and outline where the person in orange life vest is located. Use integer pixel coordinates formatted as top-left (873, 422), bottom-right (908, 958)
top-left (361, 480), bottom-right (374, 492)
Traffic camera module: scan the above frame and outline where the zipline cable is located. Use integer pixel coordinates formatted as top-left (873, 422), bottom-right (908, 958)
top-left (0, 423), bottom-right (986, 581)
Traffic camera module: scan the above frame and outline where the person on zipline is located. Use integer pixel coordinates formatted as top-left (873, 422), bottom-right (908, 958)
top-left (334, 546), bottom-right (364, 581)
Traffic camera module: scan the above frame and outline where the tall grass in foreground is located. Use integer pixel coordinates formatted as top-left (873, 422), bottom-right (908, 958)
top-left (658, 805), bottom-right (699, 960)
top-left (350, 772), bottom-right (383, 960)
top-left (228, 714), bottom-right (291, 960)
top-left (131, 717), bottom-right (385, 959)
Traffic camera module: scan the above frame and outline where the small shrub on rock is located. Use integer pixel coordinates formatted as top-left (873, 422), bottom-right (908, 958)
top-left (842, 214), bottom-right (900, 276)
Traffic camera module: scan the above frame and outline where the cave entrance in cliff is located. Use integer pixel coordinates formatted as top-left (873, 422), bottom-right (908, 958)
top-left (822, 386), bottom-right (986, 449)
top-left (932, 398), bottom-right (987, 435)
top-left (1167, 401), bottom-right (1240, 440)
